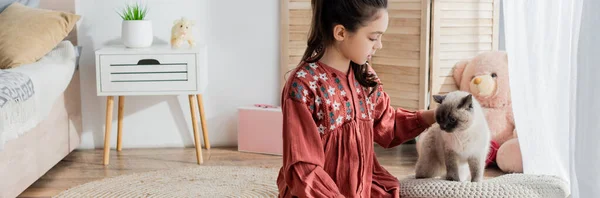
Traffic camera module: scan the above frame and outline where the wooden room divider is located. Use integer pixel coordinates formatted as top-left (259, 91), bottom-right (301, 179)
top-left (280, 0), bottom-right (500, 110)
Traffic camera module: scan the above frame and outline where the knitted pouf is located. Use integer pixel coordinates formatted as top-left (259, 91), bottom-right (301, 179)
top-left (399, 174), bottom-right (569, 198)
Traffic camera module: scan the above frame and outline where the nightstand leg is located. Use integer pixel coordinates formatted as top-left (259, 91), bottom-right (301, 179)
top-left (117, 96), bottom-right (124, 151)
top-left (103, 96), bottom-right (114, 165)
top-left (196, 94), bottom-right (210, 150)
top-left (188, 95), bottom-right (204, 164)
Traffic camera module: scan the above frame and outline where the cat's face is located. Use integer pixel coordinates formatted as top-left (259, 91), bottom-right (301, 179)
top-left (433, 92), bottom-right (475, 133)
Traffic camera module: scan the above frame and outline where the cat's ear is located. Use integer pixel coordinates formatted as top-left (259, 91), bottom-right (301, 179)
top-left (459, 94), bottom-right (473, 109)
top-left (433, 95), bottom-right (446, 104)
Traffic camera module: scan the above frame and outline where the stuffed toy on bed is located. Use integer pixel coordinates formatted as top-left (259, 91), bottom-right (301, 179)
top-left (171, 17), bottom-right (196, 49)
top-left (452, 51), bottom-right (523, 173)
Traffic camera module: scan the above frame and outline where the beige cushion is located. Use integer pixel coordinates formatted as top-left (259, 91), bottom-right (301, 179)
top-left (0, 2), bottom-right (80, 69)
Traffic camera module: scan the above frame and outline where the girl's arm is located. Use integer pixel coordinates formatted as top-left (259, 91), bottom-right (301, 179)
top-left (371, 84), bottom-right (436, 149)
top-left (281, 97), bottom-right (342, 198)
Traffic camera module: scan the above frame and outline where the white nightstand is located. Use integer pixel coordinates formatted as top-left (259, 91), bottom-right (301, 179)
top-left (95, 44), bottom-right (210, 165)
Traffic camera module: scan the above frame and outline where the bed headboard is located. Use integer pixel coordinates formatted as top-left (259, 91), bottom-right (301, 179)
top-left (40, 0), bottom-right (77, 45)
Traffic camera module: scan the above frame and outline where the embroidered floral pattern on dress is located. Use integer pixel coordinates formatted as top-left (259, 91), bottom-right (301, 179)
top-left (318, 124), bottom-right (326, 134)
top-left (333, 101), bottom-right (340, 111)
top-left (315, 96), bottom-right (322, 107)
top-left (288, 62), bottom-right (388, 134)
top-left (319, 73), bottom-right (328, 81)
top-left (296, 70), bottom-right (307, 78)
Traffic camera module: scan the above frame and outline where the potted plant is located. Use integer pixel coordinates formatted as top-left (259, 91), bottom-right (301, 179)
top-left (117, 2), bottom-right (152, 48)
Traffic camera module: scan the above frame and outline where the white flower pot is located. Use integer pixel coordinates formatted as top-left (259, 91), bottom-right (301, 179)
top-left (121, 20), bottom-right (153, 48)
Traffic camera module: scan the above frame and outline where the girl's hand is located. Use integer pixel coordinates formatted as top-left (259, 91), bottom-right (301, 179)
top-left (420, 109), bottom-right (437, 125)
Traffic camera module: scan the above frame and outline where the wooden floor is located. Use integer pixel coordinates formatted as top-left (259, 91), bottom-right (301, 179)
top-left (18, 144), bottom-right (505, 197)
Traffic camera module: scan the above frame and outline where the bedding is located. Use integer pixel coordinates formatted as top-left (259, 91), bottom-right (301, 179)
top-left (0, 67), bottom-right (36, 150)
top-left (0, 41), bottom-right (77, 150)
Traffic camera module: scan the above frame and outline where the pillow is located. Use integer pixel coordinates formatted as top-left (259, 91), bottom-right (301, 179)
top-left (0, 2), bottom-right (80, 69)
top-left (0, 0), bottom-right (39, 13)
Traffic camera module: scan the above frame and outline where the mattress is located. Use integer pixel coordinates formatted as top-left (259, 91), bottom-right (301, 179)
top-left (1, 41), bottom-right (78, 148)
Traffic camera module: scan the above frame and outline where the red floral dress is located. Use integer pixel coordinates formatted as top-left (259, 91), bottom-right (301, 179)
top-left (277, 61), bottom-right (431, 198)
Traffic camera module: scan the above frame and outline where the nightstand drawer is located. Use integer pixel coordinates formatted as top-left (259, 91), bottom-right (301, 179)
top-left (98, 54), bottom-right (197, 94)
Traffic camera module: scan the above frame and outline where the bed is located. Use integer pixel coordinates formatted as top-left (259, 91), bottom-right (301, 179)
top-left (0, 41), bottom-right (82, 198)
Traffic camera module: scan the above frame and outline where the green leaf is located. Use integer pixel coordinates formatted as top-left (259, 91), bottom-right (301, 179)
top-left (118, 1), bottom-right (148, 20)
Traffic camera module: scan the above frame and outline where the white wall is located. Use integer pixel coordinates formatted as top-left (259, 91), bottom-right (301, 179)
top-left (75, 0), bottom-right (280, 149)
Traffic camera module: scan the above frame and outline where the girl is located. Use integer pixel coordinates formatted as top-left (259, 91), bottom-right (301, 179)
top-left (276, 0), bottom-right (437, 197)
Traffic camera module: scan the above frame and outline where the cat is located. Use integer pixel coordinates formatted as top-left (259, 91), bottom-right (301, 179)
top-left (415, 91), bottom-right (491, 182)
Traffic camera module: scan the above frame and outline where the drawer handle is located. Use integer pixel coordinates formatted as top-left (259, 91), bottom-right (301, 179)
top-left (137, 59), bottom-right (160, 65)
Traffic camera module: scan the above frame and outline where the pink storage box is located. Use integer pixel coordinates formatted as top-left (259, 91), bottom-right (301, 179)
top-left (237, 106), bottom-right (283, 155)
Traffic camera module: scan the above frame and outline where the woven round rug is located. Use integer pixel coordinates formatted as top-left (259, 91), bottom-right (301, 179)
top-left (53, 166), bottom-right (280, 198)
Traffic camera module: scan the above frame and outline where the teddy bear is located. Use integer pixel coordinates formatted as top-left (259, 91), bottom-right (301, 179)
top-left (452, 51), bottom-right (523, 173)
top-left (171, 17), bottom-right (196, 49)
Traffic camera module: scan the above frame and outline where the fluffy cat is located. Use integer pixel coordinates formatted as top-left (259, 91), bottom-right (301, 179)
top-left (415, 91), bottom-right (491, 182)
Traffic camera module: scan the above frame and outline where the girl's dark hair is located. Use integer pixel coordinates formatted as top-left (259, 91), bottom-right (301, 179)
top-left (302, 0), bottom-right (387, 96)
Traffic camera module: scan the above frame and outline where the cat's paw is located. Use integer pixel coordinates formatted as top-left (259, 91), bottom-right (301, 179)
top-left (445, 174), bottom-right (461, 181)
top-left (471, 177), bottom-right (483, 182)
top-left (415, 161), bottom-right (438, 179)
top-left (415, 172), bottom-right (430, 179)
